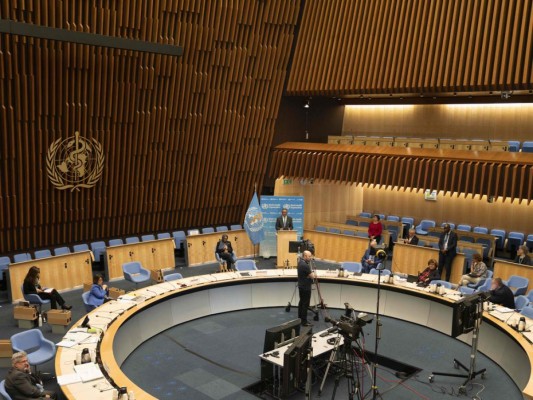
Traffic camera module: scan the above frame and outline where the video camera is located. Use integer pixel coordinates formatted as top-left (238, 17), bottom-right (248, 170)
top-left (288, 239), bottom-right (315, 255)
top-left (325, 312), bottom-right (373, 341)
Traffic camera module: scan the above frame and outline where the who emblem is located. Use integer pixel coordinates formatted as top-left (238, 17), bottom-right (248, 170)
top-left (46, 131), bottom-right (105, 191)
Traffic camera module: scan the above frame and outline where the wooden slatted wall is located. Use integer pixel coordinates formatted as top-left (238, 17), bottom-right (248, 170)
top-left (270, 143), bottom-right (533, 204)
top-left (287, 0), bottom-right (533, 95)
top-left (0, 1), bottom-right (300, 253)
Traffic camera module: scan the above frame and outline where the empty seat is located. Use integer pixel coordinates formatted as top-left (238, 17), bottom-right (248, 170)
top-left (216, 226), bottom-right (229, 232)
top-left (527, 234), bottom-right (533, 252)
top-left (490, 229), bottom-right (506, 250)
top-left (230, 224), bottom-right (243, 230)
top-left (386, 215), bottom-right (400, 222)
top-left (172, 231), bottom-right (186, 249)
top-left (475, 278), bottom-right (492, 293)
top-left (13, 253), bottom-right (31, 263)
top-left (369, 268), bottom-right (391, 275)
top-left (359, 212), bottom-right (372, 218)
top-left (432, 280), bottom-right (453, 289)
top-left (526, 289), bottom-right (533, 303)
top-left (34, 249), bottom-right (52, 259)
top-left (82, 291), bottom-right (93, 312)
top-left (0, 257), bottom-right (10, 284)
top-left (457, 224), bottom-right (471, 232)
top-left (54, 247), bottom-right (71, 256)
top-left (401, 217), bottom-right (414, 237)
top-left (514, 295), bottom-right (530, 311)
top-left (90, 241), bottom-right (107, 262)
top-left (329, 228), bottom-right (341, 234)
top-left (508, 141), bottom-right (520, 152)
top-left (201, 227), bottom-right (215, 234)
top-left (504, 275), bottom-right (529, 296)
top-left (122, 261), bottom-right (150, 288)
top-left (415, 220), bottom-right (436, 235)
top-left (164, 273), bottom-right (184, 282)
top-left (141, 234), bottom-right (156, 242)
top-left (343, 230), bottom-right (355, 236)
top-left (157, 232), bottom-right (171, 239)
top-left (473, 226), bottom-right (488, 234)
top-left (125, 236), bottom-right (140, 244)
top-left (358, 221), bottom-right (370, 228)
top-left (10, 329), bottom-right (56, 373)
top-left (458, 286), bottom-right (475, 295)
top-left (355, 231), bottom-right (368, 238)
top-left (340, 262), bottom-right (362, 273)
top-left (315, 226), bottom-right (327, 232)
top-left (108, 238), bottom-right (124, 247)
top-left (345, 219), bottom-right (358, 226)
top-left (73, 244), bottom-right (89, 252)
top-left (522, 141), bottom-right (533, 153)
top-left (235, 259), bottom-right (257, 271)
top-left (520, 305), bottom-right (533, 319)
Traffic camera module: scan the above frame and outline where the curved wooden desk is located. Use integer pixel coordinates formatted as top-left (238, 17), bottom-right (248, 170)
top-left (56, 271), bottom-right (533, 400)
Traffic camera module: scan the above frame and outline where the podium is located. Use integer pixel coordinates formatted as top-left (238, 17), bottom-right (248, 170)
top-left (277, 230), bottom-right (298, 268)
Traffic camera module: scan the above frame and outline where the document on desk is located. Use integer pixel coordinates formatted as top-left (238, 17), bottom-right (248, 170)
top-left (74, 363), bottom-right (104, 382)
top-left (57, 373), bottom-right (82, 386)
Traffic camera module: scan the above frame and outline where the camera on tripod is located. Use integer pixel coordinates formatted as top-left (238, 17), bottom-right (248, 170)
top-left (288, 238), bottom-right (315, 255)
top-left (325, 313), bottom-right (373, 341)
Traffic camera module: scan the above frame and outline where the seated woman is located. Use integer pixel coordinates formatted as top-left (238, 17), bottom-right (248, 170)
top-left (22, 266), bottom-right (72, 310)
top-left (216, 234), bottom-right (237, 270)
top-left (87, 274), bottom-right (111, 310)
top-left (361, 240), bottom-right (378, 273)
top-left (458, 253), bottom-right (487, 287)
top-left (417, 259), bottom-right (440, 286)
top-left (514, 245), bottom-right (531, 266)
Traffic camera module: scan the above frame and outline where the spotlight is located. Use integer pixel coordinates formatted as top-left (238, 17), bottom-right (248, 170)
top-left (304, 99), bottom-right (310, 109)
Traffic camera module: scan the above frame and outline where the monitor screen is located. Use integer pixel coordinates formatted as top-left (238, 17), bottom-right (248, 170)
top-left (263, 318), bottom-right (301, 353)
top-left (282, 326), bottom-right (313, 397)
top-left (451, 292), bottom-right (484, 338)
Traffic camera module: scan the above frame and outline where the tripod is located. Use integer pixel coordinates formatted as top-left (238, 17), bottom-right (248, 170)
top-left (429, 300), bottom-right (486, 394)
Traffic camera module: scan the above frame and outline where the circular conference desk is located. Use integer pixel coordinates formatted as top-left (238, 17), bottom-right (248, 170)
top-left (56, 270), bottom-right (533, 400)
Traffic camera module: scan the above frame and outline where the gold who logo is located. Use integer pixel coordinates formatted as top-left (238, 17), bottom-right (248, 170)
top-left (46, 131), bottom-right (105, 191)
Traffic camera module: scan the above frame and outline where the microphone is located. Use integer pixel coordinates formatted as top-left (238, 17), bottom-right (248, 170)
top-left (95, 314), bottom-right (115, 321)
top-left (143, 289), bottom-right (159, 297)
top-left (100, 309), bottom-right (125, 315)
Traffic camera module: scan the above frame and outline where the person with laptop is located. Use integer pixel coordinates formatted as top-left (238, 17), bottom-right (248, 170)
top-left (416, 259), bottom-right (440, 286)
top-left (458, 253), bottom-right (487, 287)
top-left (488, 277), bottom-right (515, 309)
top-left (5, 351), bottom-right (57, 399)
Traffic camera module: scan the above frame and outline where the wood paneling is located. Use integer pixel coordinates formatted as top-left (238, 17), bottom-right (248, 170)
top-left (287, 0), bottom-right (533, 95)
top-left (0, 1), bottom-right (301, 254)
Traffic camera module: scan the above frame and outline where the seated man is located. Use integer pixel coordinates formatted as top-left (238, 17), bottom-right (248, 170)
top-left (361, 240), bottom-right (379, 273)
top-left (5, 351), bottom-right (57, 399)
top-left (488, 277), bottom-right (515, 309)
top-left (216, 234), bottom-right (237, 270)
top-left (403, 228), bottom-right (419, 245)
top-left (458, 253), bottom-right (487, 286)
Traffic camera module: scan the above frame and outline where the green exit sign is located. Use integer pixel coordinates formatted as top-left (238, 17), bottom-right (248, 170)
top-left (283, 179), bottom-right (292, 185)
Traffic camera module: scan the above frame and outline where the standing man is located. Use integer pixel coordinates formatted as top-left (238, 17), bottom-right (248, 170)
top-left (297, 250), bottom-right (316, 327)
top-left (5, 351), bottom-right (57, 399)
top-left (438, 223), bottom-right (458, 281)
top-left (275, 208), bottom-right (293, 231)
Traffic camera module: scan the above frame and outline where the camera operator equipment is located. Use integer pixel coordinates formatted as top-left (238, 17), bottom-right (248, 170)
top-left (319, 308), bottom-right (373, 400)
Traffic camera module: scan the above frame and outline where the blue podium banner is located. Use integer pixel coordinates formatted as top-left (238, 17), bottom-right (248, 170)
top-left (259, 196), bottom-right (304, 258)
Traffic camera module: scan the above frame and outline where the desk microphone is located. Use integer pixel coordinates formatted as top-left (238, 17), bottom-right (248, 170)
top-left (100, 309), bottom-right (125, 315)
top-left (95, 314), bottom-right (115, 321)
top-left (143, 288), bottom-right (159, 297)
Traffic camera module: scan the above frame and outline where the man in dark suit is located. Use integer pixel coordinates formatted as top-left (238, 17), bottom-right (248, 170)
top-left (275, 208), bottom-right (293, 231)
top-left (403, 228), bottom-right (419, 245)
top-left (5, 351), bottom-right (57, 399)
top-left (438, 223), bottom-right (458, 281)
top-left (489, 277), bottom-right (515, 309)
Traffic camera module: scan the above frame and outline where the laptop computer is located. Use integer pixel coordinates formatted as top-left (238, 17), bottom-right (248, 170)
top-left (406, 274), bottom-right (419, 283)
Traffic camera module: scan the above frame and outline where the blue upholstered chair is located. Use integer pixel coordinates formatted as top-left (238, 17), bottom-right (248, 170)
top-left (386, 215), bottom-right (400, 222)
top-left (141, 234), bottom-right (156, 242)
top-left (82, 291), bottom-right (94, 312)
top-left (415, 220), bottom-right (436, 235)
top-left (122, 262), bottom-right (150, 288)
top-left (0, 257), bottom-right (10, 285)
top-left (340, 262), bottom-right (362, 273)
top-left (108, 238), bottom-right (124, 247)
top-left (90, 241), bottom-right (107, 262)
top-left (355, 231), bottom-right (368, 238)
top-left (504, 275), bottom-right (529, 296)
top-left (514, 295), bottom-right (530, 311)
top-left (457, 224), bottom-right (471, 232)
top-left (235, 260), bottom-right (257, 271)
top-left (441, 222), bottom-right (455, 230)
top-left (520, 305), bottom-right (533, 319)
top-left (490, 229), bottom-right (506, 250)
top-left (345, 219), bottom-right (358, 226)
top-left (522, 141), bottom-right (533, 153)
top-left (157, 232), bottom-right (171, 239)
top-left (125, 236), bottom-right (140, 244)
top-left (10, 329), bottom-right (56, 373)
top-left (507, 232), bottom-right (525, 253)
top-left (508, 141), bottom-right (520, 152)
top-left (473, 226), bottom-right (488, 234)
top-left (315, 226), bottom-right (327, 232)
top-left (53, 247), bottom-right (71, 256)
top-left (201, 227), bottom-right (215, 234)
top-left (343, 230), bottom-right (355, 236)
top-left (13, 253), bottom-right (31, 263)
top-left (329, 228), bottom-right (341, 234)
top-left (164, 273), bottom-right (184, 282)
top-left (230, 224), bottom-right (243, 230)
top-left (0, 380), bottom-right (12, 400)
top-left (458, 286), bottom-right (475, 295)
top-left (34, 249), bottom-right (52, 259)
top-left (526, 234), bottom-right (533, 253)
top-left (359, 212), bottom-right (372, 218)
top-left (172, 231), bottom-right (186, 250)
top-left (401, 217), bottom-right (414, 231)
top-left (21, 284), bottom-right (50, 313)
top-left (475, 278), bottom-right (492, 293)
top-left (369, 268), bottom-right (390, 275)
top-left (215, 226), bottom-right (229, 232)
top-left (73, 243), bottom-right (89, 252)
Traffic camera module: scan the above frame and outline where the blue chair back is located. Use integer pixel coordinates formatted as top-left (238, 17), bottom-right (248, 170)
top-left (457, 224), bottom-right (471, 232)
top-left (345, 219), bottom-right (358, 226)
top-left (343, 230), bottom-right (355, 236)
top-left (415, 220), bottom-right (436, 235)
top-left (125, 236), bottom-right (140, 244)
top-left (329, 228), bottom-right (341, 234)
top-left (315, 226), bottom-right (327, 232)
top-left (526, 289), bottom-right (533, 303)
top-left (164, 273), bottom-right (184, 282)
top-left (490, 229), bottom-right (506, 250)
top-left (157, 232), bottom-right (171, 239)
top-left (82, 291), bottom-right (94, 312)
top-left (522, 141), bottom-right (533, 153)
top-left (386, 215), bottom-right (400, 222)
top-left (520, 305), bottom-right (533, 319)
top-left (458, 286), bottom-right (475, 295)
top-left (230, 224), bottom-right (243, 230)
top-left (526, 234), bottom-right (533, 252)
top-left (505, 275), bottom-right (529, 296)
top-left (432, 280), bottom-right (452, 289)
top-left (514, 295), bottom-right (530, 311)
top-left (473, 226), bottom-right (488, 234)
top-left (340, 262), bottom-right (362, 273)
top-left (355, 231), bottom-right (368, 238)
top-left (507, 231), bottom-right (525, 250)
top-left (235, 260), bottom-right (257, 271)
top-left (73, 243), bottom-right (89, 252)
top-left (13, 253), bottom-right (31, 263)
top-left (441, 222), bottom-right (455, 230)
top-left (54, 247), bottom-right (71, 256)
top-left (34, 249), bottom-right (51, 259)
top-left (141, 234), bottom-right (156, 242)
top-left (109, 238), bottom-right (124, 246)
top-left (172, 231), bottom-right (186, 248)
top-left (215, 226), bottom-right (229, 232)
top-left (475, 278), bottom-right (492, 292)
top-left (90, 241), bottom-right (107, 261)
top-left (10, 329), bottom-right (56, 367)
top-left (359, 212), bottom-right (372, 218)
top-left (369, 268), bottom-right (390, 275)
top-left (201, 227), bottom-right (215, 234)
top-left (0, 379), bottom-right (13, 400)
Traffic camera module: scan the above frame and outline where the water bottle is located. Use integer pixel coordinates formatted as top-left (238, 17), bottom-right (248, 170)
top-left (37, 313), bottom-right (43, 327)
top-left (519, 317), bottom-right (526, 332)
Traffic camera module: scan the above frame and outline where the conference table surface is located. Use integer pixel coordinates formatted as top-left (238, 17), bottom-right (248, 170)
top-left (55, 269), bottom-right (533, 400)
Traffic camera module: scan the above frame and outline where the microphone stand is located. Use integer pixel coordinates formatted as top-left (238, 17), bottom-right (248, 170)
top-left (371, 255), bottom-right (386, 400)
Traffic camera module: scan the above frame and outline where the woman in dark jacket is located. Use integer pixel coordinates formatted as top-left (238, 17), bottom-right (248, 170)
top-left (22, 266), bottom-right (71, 310)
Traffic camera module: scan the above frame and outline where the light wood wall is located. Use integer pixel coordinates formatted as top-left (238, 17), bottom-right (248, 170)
top-left (273, 178), bottom-right (363, 229)
top-left (275, 177), bottom-right (532, 235)
top-left (342, 104), bottom-right (533, 141)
